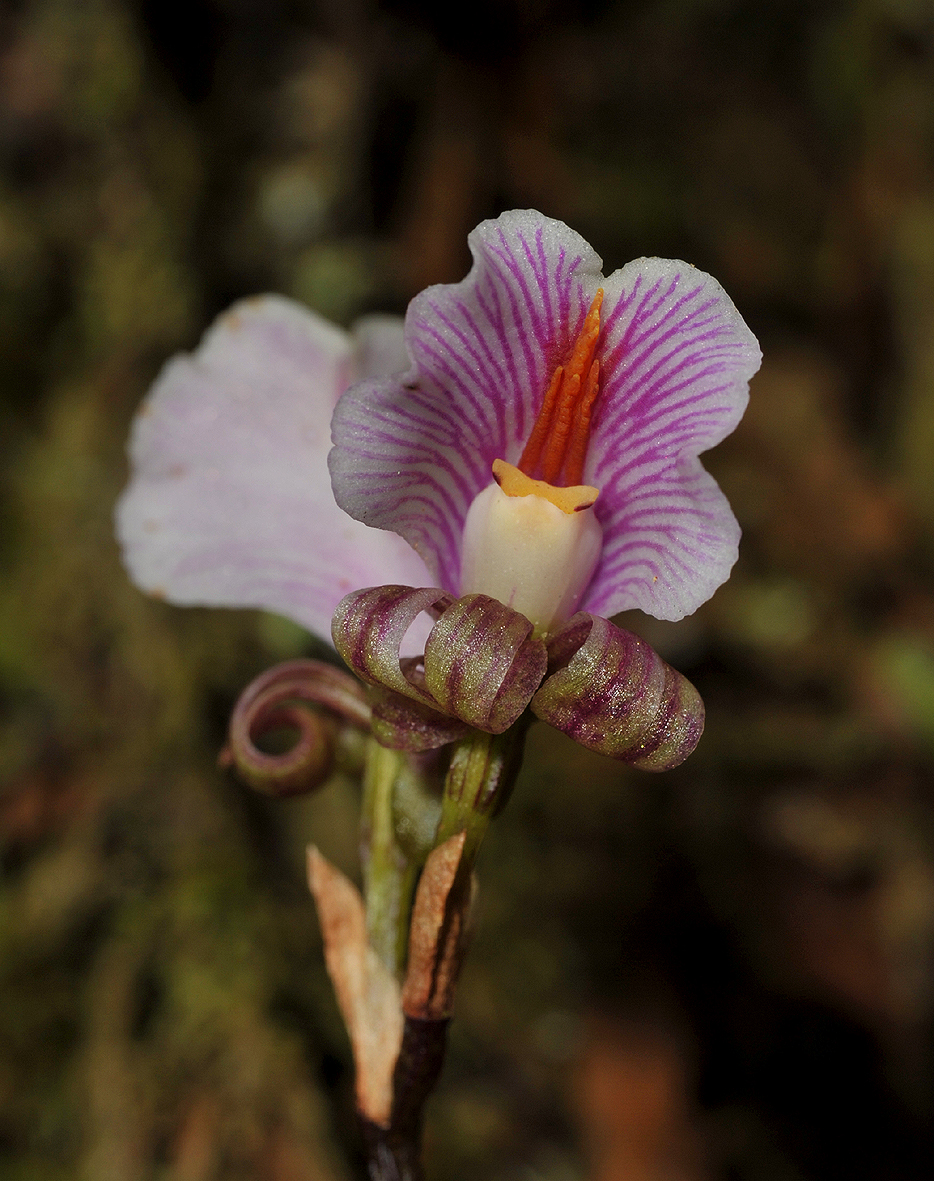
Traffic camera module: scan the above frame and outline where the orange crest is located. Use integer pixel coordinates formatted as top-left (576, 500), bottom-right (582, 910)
top-left (518, 289), bottom-right (604, 487)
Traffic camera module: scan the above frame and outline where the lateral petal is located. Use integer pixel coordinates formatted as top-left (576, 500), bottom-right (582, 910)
top-left (116, 295), bottom-right (430, 643)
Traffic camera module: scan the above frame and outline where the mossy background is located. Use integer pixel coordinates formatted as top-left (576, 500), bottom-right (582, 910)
top-left (2, 1), bottom-right (934, 1178)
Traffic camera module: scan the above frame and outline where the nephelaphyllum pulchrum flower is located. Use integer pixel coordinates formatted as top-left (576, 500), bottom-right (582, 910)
top-left (117, 209), bottom-right (760, 1178)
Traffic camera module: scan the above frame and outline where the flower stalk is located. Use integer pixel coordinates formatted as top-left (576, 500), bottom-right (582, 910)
top-left (351, 718), bottom-right (527, 1159)
top-left (434, 722), bottom-right (530, 866)
top-left (361, 740), bottom-right (419, 975)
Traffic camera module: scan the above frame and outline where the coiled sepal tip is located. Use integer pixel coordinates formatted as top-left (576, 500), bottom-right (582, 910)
top-left (222, 658), bottom-right (371, 797)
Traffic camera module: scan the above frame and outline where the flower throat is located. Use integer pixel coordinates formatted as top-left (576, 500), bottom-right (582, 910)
top-left (458, 289), bottom-right (607, 634)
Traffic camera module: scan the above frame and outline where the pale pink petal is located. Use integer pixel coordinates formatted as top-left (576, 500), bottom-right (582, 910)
top-left (352, 314), bottom-right (410, 379)
top-left (116, 295), bottom-right (430, 643)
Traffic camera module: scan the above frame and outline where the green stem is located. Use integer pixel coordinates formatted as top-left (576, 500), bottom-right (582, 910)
top-left (434, 719), bottom-right (530, 867)
top-left (360, 721), bottom-right (530, 1181)
top-left (360, 738), bottom-right (417, 975)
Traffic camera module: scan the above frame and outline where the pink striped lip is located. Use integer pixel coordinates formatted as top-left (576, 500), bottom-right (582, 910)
top-left (330, 209), bottom-right (761, 623)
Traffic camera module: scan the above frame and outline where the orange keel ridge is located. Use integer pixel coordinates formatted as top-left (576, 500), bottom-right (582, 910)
top-left (518, 289), bottom-right (604, 487)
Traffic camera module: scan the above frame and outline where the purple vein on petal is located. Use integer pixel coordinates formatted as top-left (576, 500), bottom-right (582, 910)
top-left (616, 321), bottom-right (736, 413)
top-left (515, 227), bottom-right (552, 343)
top-left (490, 227), bottom-right (549, 346)
top-left (413, 330), bottom-right (502, 442)
top-left (482, 244), bottom-right (546, 405)
top-left (475, 282), bottom-right (527, 445)
top-left (602, 295), bottom-right (722, 396)
top-left (597, 376), bottom-right (736, 453)
top-left (600, 279), bottom-right (638, 339)
top-left (532, 225), bottom-right (556, 339)
top-left (427, 301), bottom-right (511, 441)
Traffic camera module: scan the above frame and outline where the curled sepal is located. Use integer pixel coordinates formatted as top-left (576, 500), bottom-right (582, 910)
top-left (423, 594), bottom-right (547, 734)
top-left (370, 674), bottom-right (470, 753)
top-left (332, 586), bottom-right (548, 737)
top-left (530, 614), bottom-right (705, 771)
top-left (332, 585), bottom-right (453, 707)
top-left (222, 659), bottom-right (371, 796)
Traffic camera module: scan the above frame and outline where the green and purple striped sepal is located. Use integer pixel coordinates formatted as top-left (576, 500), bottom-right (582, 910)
top-left (332, 586), bottom-right (546, 750)
top-left (531, 613), bottom-right (705, 771)
top-left (332, 585), bottom-right (704, 770)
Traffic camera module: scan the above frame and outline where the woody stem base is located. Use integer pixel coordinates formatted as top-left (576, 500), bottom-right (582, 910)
top-left (360, 1016), bottom-right (449, 1181)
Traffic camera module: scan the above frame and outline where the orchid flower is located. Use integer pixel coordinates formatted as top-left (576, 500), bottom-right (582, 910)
top-left (116, 211), bottom-right (761, 1167)
top-left (117, 210), bottom-right (760, 768)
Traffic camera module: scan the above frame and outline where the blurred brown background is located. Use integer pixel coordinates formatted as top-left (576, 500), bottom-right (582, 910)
top-left (2, 0), bottom-right (934, 1178)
